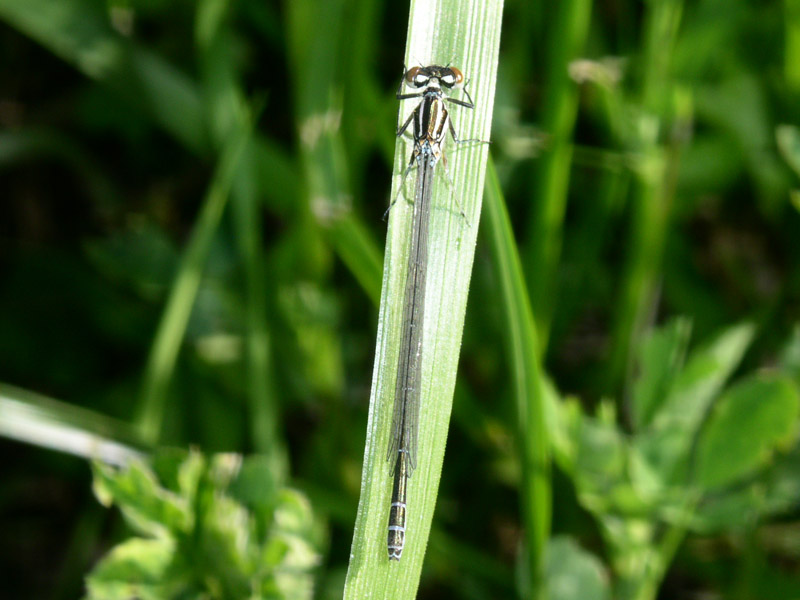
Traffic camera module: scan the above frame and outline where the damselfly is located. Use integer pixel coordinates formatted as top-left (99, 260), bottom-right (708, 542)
top-left (386, 64), bottom-right (487, 561)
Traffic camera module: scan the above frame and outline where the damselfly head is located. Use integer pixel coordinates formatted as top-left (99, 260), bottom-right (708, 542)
top-left (404, 65), bottom-right (464, 89)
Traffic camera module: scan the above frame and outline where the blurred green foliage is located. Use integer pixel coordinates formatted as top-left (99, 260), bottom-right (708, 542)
top-left (87, 450), bottom-right (319, 600)
top-left (2, 0), bottom-right (800, 598)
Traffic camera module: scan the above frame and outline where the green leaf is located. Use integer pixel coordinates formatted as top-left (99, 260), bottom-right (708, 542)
top-left (634, 322), bottom-right (755, 488)
top-left (567, 401), bottom-right (649, 516)
top-left (631, 318), bottom-right (692, 430)
top-left (484, 156), bottom-right (551, 587)
top-left (695, 374), bottom-right (800, 490)
top-left (88, 451), bottom-right (320, 600)
top-left (545, 536), bottom-right (610, 600)
top-left (84, 538), bottom-right (176, 600)
top-left (686, 441), bottom-right (800, 533)
top-left (777, 124), bottom-right (800, 180)
top-left (666, 322), bottom-right (755, 424)
top-left (762, 444), bottom-right (800, 514)
top-left (692, 442), bottom-right (800, 533)
top-left (91, 459), bottom-right (192, 537)
top-left (229, 454), bottom-right (281, 512)
top-left (778, 323), bottom-right (800, 380)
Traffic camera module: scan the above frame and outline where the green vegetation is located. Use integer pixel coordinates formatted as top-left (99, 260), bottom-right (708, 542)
top-left (2, 0), bottom-right (800, 598)
top-left (87, 450), bottom-right (318, 599)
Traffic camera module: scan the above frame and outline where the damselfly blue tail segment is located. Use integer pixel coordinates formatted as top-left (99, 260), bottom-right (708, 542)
top-left (386, 64), bottom-right (488, 561)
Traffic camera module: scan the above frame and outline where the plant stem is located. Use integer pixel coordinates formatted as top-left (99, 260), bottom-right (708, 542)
top-left (607, 0), bottom-right (685, 395)
top-left (135, 124), bottom-right (251, 444)
top-left (525, 0), bottom-right (592, 352)
top-left (484, 158), bottom-right (550, 598)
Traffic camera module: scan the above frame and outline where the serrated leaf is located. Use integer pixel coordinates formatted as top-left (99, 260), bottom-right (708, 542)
top-left (194, 495), bottom-right (256, 599)
top-left (695, 374), bottom-right (800, 490)
top-left (88, 451), bottom-right (319, 600)
top-left (84, 537), bottom-right (176, 600)
top-left (664, 322), bottom-right (755, 427)
top-left (692, 443), bottom-right (800, 533)
top-left (91, 459), bottom-right (191, 538)
top-left (151, 447), bottom-right (191, 492)
top-left (230, 454), bottom-right (280, 508)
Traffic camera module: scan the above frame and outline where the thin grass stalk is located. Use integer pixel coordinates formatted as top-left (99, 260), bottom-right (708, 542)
top-left (0, 0), bottom-right (207, 154)
top-left (134, 124), bottom-right (253, 444)
top-left (0, 384), bottom-right (146, 463)
top-left (484, 158), bottom-right (550, 598)
top-left (286, 0), bottom-right (385, 306)
top-left (785, 0), bottom-right (800, 92)
top-left (525, 0), bottom-right (593, 352)
top-left (195, 0), bottom-right (288, 478)
top-left (230, 146), bottom-right (288, 479)
top-left (607, 0), bottom-right (685, 394)
top-left (344, 0), bottom-right (503, 596)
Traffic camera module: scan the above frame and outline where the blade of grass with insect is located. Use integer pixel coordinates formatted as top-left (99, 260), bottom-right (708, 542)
top-left (344, 0), bottom-right (503, 596)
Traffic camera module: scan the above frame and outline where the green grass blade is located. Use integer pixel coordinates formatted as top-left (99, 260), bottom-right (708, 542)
top-left (134, 122), bottom-right (253, 445)
top-left (525, 0), bottom-right (593, 351)
top-left (484, 158), bottom-right (551, 597)
top-left (231, 151), bottom-right (288, 475)
top-left (786, 0), bottom-right (800, 92)
top-left (607, 0), bottom-right (686, 392)
top-left (327, 215), bottom-right (384, 306)
top-left (0, 0), bottom-right (208, 154)
top-left (195, 0), bottom-right (288, 478)
top-left (0, 383), bottom-right (146, 464)
top-left (344, 0), bottom-right (504, 596)
top-left (285, 0), bottom-right (386, 306)
top-left (0, 0), bottom-right (384, 309)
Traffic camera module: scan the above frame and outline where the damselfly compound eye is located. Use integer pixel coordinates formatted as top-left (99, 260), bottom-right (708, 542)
top-left (450, 67), bottom-right (464, 86)
top-left (406, 66), bottom-right (429, 88)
